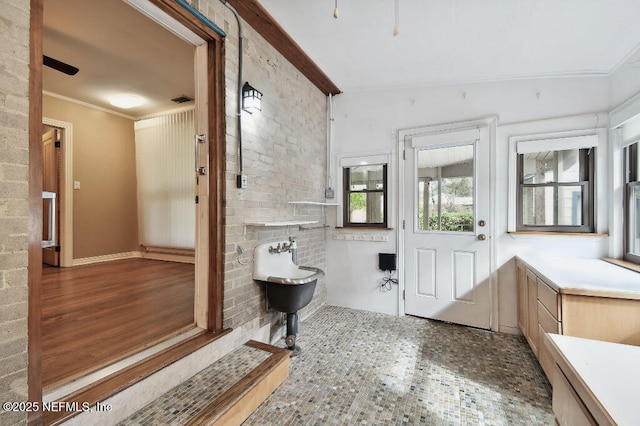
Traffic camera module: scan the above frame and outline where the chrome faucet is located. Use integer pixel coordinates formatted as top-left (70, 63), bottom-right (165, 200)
top-left (268, 237), bottom-right (297, 254)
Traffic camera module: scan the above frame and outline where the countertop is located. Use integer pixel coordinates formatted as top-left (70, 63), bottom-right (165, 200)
top-left (516, 256), bottom-right (640, 299)
top-left (546, 334), bottom-right (640, 425)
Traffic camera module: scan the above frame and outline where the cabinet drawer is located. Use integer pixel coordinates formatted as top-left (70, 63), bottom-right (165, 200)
top-left (538, 301), bottom-right (561, 334)
top-left (537, 278), bottom-right (559, 321)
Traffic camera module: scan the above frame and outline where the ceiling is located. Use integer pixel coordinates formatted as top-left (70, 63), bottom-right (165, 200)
top-left (43, 0), bottom-right (196, 118)
top-left (258, 0), bottom-right (640, 91)
top-left (42, 0), bottom-right (640, 118)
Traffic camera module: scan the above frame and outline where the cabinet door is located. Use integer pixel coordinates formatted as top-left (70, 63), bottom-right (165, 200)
top-left (516, 261), bottom-right (528, 335)
top-left (526, 269), bottom-right (539, 355)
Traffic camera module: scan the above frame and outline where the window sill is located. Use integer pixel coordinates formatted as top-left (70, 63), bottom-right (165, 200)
top-left (603, 258), bottom-right (640, 274)
top-left (508, 231), bottom-right (608, 237)
top-left (336, 226), bottom-right (394, 231)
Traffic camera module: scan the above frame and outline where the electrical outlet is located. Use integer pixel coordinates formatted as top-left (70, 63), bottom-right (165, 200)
top-left (237, 174), bottom-right (248, 189)
top-left (325, 187), bottom-right (335, 198)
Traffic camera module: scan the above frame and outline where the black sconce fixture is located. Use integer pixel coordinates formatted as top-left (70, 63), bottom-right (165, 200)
top-left (242, 82), bottom-right (262, 113)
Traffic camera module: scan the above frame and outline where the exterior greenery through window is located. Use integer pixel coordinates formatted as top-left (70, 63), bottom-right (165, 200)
top-left (343, 164), bottom-right (387, 227)
top-left (416, 144), bottom-right (475, 233)
top-left (625, 141), bottom-right (640, 264)
top-left (516, 148), bottom-right (594, 232)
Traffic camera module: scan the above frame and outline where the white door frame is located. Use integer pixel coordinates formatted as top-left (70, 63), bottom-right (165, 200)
top-left (397, 116), bottom-right (499, 331)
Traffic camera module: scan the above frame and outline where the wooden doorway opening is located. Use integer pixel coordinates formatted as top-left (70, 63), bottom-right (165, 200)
top-left (28, 0), bottom-right (226, 424)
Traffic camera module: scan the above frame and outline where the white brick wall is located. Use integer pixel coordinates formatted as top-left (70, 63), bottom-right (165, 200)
top-left (0, 0), bottom-right (31, 425)
top-left (200, 0), bottom-right (329, 331)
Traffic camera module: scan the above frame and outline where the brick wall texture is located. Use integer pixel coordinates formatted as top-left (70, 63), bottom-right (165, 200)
top-left (200, 0), bottom-right (329, 331)
top-left (0, 0), bottom-right (31, 425)
top-left (0, 2), bottom-right (328, 423)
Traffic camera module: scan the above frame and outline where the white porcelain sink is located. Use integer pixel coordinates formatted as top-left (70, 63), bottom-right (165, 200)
top-left (252, 239), bottom-right (324, 356)
top-left (252, 240), bottom-right (324, 285)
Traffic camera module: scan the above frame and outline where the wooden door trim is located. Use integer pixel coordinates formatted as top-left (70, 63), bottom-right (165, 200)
top-left (28, 0), bottom-right (44, 423)
top-left (28, 1), bottom-right (227, 423)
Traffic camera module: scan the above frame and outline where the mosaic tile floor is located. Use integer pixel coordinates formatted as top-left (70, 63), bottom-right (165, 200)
top-left (244, 306), bottom-right (553, 425)
top-left (118, 345), bottom-right (271, 425)
top-left (121, 305), bottom-right (553, 425)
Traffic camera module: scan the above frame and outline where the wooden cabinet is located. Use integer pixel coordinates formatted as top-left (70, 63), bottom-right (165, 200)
top-left (516, 257), bottom-right (640, 386)
top-left (525, 269), bottom-right (539, 356)
top-left (516, 261), bottom-right (527, 336)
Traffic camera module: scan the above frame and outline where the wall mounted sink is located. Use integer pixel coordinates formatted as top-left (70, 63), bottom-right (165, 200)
top-left (252, 239), bottom-right (324, 356)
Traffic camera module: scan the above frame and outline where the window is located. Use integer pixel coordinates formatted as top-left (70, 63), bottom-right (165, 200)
top-left (343, 164), bottom-right (387, 227)
top-left (625, 141), bottom-right (640, 263)
top-left (516, 147), bottom-right (594, 232)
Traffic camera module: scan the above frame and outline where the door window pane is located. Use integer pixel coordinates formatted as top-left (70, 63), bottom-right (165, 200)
top-left (417, 144), bottom-right (474, 232)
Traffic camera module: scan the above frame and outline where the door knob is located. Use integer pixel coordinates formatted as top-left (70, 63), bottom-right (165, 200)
top-left (478, 220), bottom-right (486, 227)
top-left (478, 234), bottom-right (487, 241)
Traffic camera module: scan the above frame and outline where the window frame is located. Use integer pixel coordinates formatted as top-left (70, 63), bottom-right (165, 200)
top-left (624, 142), bottom-right (640, 264)
top-left (516, 147), bottom-right (595, 233)
top-left (342, 163), bottom-right (388, 228)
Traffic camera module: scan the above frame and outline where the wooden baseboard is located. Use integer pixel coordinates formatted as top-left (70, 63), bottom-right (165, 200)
top-left (185, 341), bottom-right (290, 426)
top-left (72, 251), bottom-right (141, 266)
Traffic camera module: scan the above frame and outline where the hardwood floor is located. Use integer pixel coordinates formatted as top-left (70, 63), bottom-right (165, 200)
top-left (42, 258), bottom-right (195, 390)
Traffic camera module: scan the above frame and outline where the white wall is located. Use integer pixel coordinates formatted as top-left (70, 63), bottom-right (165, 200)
top-left (326, 76), bottom-right (615, 330)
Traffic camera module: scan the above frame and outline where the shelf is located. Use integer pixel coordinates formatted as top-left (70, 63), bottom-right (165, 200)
top-left (244, 220), bottom-right (318, 235)
top-left (244, 220), bottom-right (318, 227)
top-left (288, 201), bottom-right (339, 206)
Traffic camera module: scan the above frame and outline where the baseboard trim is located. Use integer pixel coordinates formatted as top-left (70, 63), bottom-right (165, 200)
top-left (72, 251), bottom-right (141, 266)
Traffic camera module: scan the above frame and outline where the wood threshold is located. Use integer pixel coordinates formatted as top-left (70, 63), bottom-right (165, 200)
top-left (185, 340), bottom-right (290, 426)
top-left (43, 328), bottom-right (232, 426)
top-left (226, 0), bottom-right (340, 96)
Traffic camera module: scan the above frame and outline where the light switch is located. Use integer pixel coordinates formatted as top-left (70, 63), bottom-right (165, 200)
top-left (74, 181), bottom-right (81, 190)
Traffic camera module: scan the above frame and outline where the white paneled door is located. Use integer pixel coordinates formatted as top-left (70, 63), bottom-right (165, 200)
top-left (404, 126), bottom-right (491, 329)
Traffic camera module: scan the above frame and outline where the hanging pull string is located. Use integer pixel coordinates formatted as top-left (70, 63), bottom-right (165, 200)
top-left (393, 0), bottom-right (400, 36)
top-left (333, 0), bottom-right (339, 18)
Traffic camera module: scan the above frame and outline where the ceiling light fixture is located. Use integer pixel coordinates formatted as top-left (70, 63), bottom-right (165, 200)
top-left (109, 94), bottom-right (145, 109)
top-left (333, 0), bottom-right (339, 19)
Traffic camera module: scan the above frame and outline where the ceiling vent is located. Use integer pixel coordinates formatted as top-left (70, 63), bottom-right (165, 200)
top-left (170, 95), bottom-right (193, 104)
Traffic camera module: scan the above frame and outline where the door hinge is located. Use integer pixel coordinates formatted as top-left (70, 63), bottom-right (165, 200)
top-left (54, 141), bottom-right (61, 148)
top-left (402, 219), bottom-right (405, 229)
top-left (403, 149), bottom-right (406, 160)
top-left (403, 290), bottom-right (406, 300)
top-left (195, 195), bottom-right (199, 204)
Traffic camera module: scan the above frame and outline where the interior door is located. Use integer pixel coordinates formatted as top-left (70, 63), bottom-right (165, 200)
top-left (42, 128), bottom-right (60, 266)
top-left (404, 127), bottom-right (491, 329)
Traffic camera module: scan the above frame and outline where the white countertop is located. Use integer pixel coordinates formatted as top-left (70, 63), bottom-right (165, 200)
top-left (517, 256), bottom-right (640, 298)
top-left (547, 334), bottom-right (640, 425)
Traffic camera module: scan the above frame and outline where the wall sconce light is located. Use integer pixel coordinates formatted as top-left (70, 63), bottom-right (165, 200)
top-left (242, 82), bottom-right (263, 113)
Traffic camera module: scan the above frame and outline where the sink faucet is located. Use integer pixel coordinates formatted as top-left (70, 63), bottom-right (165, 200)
top-left (268, 242), bottom-right (293, 253)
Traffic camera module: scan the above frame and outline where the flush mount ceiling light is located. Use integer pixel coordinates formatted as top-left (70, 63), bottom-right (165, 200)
top-left (109, 94), bottom-right (145, 109)
top-left (242, 82), bottom-right (263, 114)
